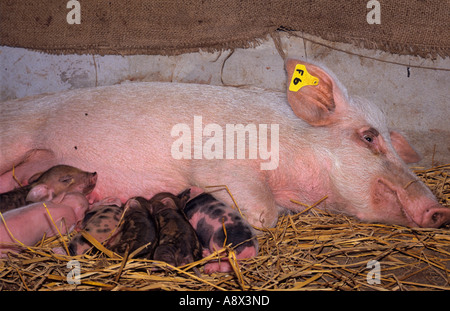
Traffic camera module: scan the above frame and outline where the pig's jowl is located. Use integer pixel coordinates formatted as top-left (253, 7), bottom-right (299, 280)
top-left (0, 59), bottom-right (448, 229)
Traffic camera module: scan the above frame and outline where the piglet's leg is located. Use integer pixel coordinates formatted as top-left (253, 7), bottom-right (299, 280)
top-left (0, 149), bottom-right (57, 192)
top-left (204, 261), bottom-right (233, 274)
top-left (204, 245), bottom-right (258, 274)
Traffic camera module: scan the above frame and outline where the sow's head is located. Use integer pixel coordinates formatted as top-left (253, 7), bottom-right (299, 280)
top-left (285, 59), bottom-right (449, 228)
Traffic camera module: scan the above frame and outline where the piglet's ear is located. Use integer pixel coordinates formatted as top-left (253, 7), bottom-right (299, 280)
top-left (390, 131), bottom-right (422, 164)
top-left (26, 184), bottom-right (52, 202)
top-left (161, 197), bottom-right (178, 209)
top-left (51, 192), bottom-right (66, 204)
top-left (28, 171), bottom-right (44, 184)
top-left (125, 198), bottom-right (141, 209)
top-left (101, 196), bottom-right (123, 207)
top-left (178, 186), bottom-right (204, 204)
top-left (286, 59), bottom-right (345, 126)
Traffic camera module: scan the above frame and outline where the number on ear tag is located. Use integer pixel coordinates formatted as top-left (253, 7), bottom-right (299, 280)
top-left (288, 64), bottom-right (319, 92)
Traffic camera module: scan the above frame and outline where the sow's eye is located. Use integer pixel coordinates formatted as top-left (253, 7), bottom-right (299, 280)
top-left (363, 132), bottom-right (376, 143)
top-left (361, 128), bottom-right (378, 143)
top-left (357, 127), bottom-right (386, 155)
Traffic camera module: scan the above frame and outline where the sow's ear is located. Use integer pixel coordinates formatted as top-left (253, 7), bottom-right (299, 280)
top-left (390, 131), bottom-right (422, 164)
top-left (285, 59), bottom-right (346, 126)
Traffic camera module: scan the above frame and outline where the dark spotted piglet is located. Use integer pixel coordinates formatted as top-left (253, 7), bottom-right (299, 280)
top-left (149, 190), bottom-right (202, 267)
top-left (106, 197), bottom-right (158, 259)
top-left (68, 197), bottom-right (123, 255)
top-left (0, 186), bottom-right (31, 213)
top-left (184, 192), bottom-right (258, 274)
top-left (0, 165), bottom-right (97, 213)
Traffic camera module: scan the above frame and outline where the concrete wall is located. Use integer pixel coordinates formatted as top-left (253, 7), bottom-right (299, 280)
top-left (1, 32), bottom-right (449, 167)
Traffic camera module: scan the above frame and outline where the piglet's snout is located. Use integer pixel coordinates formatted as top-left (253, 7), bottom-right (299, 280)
top-left (86, 172), bottom-right (97, 191)
top-left (420, 205), bottom-right (450, 228)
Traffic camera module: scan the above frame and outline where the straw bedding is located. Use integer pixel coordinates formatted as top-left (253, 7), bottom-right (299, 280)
top-left (0, 165), bottom-right (449, 291)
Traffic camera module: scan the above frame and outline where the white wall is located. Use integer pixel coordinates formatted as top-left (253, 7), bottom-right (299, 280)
top-left (1, 32), bottom-right (449, 166)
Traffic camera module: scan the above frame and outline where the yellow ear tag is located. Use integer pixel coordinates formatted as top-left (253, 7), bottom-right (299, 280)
top-left (288, 64), bottom-right (319, 92)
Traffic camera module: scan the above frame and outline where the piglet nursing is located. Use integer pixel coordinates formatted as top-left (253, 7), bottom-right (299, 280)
top-left (106, 197), bottom-right (158, 259)
top-left (0, 186), bottom-right (30, 213)
top-left (150, 190), bottom-right (202, 267)
top-left (0, 165), bottom-right (97, 213)
top-left (0, 192), bottom-right (89, 257)
top-left (68, 197), bottom-right (123, 255)
top-left (184, 192), bottom-right (258, 274)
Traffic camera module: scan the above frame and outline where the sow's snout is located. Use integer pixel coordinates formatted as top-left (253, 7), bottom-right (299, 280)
top-left (371, 177), bottom-right (450, 229)
top-left (420, 205), bottom-right (450, 228)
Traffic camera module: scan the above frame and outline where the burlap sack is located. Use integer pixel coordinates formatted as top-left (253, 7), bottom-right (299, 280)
top-left (0, 0), bottom-right (448, 58)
